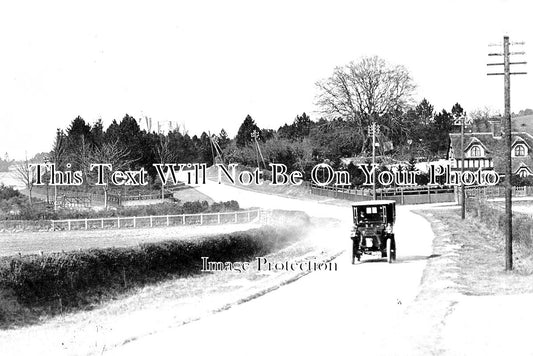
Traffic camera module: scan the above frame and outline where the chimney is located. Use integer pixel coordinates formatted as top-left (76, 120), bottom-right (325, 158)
top-left (489, 118), bottom-right (503, 138)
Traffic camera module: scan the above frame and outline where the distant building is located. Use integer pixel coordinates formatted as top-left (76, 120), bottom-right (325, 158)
top-left (448, 117), bottom-right (533, 177)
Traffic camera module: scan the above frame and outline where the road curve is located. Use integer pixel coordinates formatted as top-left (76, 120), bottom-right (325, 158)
top-left (106, 181), bottom-right (435, 355)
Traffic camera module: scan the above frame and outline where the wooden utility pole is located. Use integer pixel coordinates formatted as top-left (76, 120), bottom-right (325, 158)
top-left (460, 114), bottom-right (466, 219)
top-left (208, 131), bottom-right (216, 166)
top-left (250, 130), bottom-right (266, 171)
top-left (208, 133), bottom-right (225, 165)
top-left (368, 122), bottom-right (380, 200)
top-left (453, 112), bottom-right (471, 219)
top-left (487, 36), bottom-right (527, 271)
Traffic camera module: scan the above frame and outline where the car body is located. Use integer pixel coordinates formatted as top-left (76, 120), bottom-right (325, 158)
top-left (350, 200), bottom-right (396, 263)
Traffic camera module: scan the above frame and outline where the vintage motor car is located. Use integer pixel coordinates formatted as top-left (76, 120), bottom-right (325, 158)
top-left (350, 200), bottom-right (396, 263)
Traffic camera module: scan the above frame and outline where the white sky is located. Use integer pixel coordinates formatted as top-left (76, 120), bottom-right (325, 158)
top-left (0, 0), bottom-right (531, 159)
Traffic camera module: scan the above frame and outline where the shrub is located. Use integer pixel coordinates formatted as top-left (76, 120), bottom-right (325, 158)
top-left (0, 185), bottom-right (20, 200)
top-left (209, 200), bottom-right (240, 212)
top-left (182, 201), bottom-right (208, 214)
top-left (0, 200), bottom-right (241, 222)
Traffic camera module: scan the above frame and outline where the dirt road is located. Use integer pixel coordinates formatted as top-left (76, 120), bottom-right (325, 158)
top-left (105, 180), bottom-right (436, 355)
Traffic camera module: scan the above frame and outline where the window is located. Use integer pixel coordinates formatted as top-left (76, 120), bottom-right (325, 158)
top-left (470, 146), bottom-right (481, 157)
top-left (357, 206), bottom-right (381, 223)
top-left (514, 145), bottom-right (526, 157)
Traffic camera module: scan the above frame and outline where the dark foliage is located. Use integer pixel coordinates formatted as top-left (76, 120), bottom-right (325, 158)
top-left (235, 115), bottom-right (261, 147)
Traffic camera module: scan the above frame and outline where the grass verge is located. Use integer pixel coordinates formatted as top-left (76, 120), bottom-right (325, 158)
top-left (398, 206), bottom-right (533, 355)
top-left (420, 207), bottom-right (533, 294)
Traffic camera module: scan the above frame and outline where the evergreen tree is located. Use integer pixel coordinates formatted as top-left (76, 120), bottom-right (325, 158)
top-left (91, 118), bottom-right (105, 147)
top-left (236, 115), bottom-right (261, 147)
top-left (218, 129), bottom-right (230, 150)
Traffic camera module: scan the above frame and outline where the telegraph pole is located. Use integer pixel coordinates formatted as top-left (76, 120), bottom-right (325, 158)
top-left (460, 114), bottom-right (466, 219)
top-left (453, 112), bottom-right (471, 219)
top-left (487, 36), bottom-right (527, 271)
top-left (368, 122), bottom-right (380, 200)
top-left (208, 131), bottom-right (216, 166)
top-left (250, 130), bottom-right (266, 171)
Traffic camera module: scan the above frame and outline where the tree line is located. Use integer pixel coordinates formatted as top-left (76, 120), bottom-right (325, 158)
top-left (37, 100), bottom-right (462, 182)
top-left (31, 56), bottom-right (483, 189)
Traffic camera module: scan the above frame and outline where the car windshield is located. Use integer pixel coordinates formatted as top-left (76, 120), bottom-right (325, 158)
top-left (356, 206), bottom-right (384, 223)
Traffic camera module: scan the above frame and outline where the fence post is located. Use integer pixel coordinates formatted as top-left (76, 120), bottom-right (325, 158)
top-left (218, 213), bottom-right (221, 224)
top-left (101, 218), bottom-right (104, 229)
top-left (118, 217), bottom-right (120, 229)
top-left (248, 211), bottom-right (251, 222)
top-left (167, 216), bottom-right (170, 226)
top-left (133, 216), bottom-right (136, 228)
top-left (150, 216), bottom-right (153, 227)
top-left (234, 212), bottom-right (238, 223)
top-left (68, 220), bottom-right (71, 231)
top-left (51, 221), bottom-right (55, 230)
top-left (85, 218), bottom-right (88, 230)
top-left (200, 214), bottom-right (203, 225)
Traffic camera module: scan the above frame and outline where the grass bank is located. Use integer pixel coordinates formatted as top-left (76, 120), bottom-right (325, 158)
top-left (417, 206), bottom-right (533, 296)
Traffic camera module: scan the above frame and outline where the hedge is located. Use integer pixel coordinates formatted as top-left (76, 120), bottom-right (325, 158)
top-left (1, 198), bottom-right (241, 222)
top-left (466, 199), bottom-right (533, 248)
top-left (0, 219), bottom-right (307, 326)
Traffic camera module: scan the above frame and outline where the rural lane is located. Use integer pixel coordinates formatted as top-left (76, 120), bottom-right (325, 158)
top-left (106, 180), bottom-right (436, 355)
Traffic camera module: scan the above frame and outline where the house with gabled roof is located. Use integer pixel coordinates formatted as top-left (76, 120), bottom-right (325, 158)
top-left (448, 117), bottom-right (533, 177)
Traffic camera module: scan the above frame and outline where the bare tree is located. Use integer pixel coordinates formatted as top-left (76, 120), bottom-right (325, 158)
top-left (315, 56), bottom-right (416, 152)
top-left (90, 141), bottom-right (135, 209)
top-left (49, 129), bottom-right (66, 210)
top-left (155, 134), bottom-right (176, 199)
top-left (14, 155), bottom-right (34, 205)
top-left (72, 135), bottom-right (93, 187)
top-left (469, 107), bottom-right (501, 132)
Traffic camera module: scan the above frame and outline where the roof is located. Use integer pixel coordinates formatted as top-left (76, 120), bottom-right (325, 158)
top-left (449, 131), bottom-right (533, 173)
top-left (512, 136), bottom-right (531, 148)
top-left (351, 200), bottom-right (396, 207)
top-left (449, 132), bottom-right (499, 156)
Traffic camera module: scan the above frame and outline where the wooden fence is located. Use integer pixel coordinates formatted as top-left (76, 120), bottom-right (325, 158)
top-left (465, 186), bottom-right (533, 198)
top-left (0, 209), bottom-right (260, 232)
top-left (308, 183), bottom-right (456, 205)
top-left (50, 209), bottom-right (261, 231)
